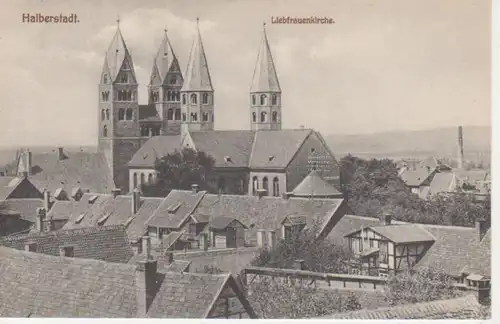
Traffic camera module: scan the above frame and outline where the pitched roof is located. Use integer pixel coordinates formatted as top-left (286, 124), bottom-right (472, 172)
top-left (323, 294), bottom-right (484, 319)
top-left (189, 131), bottom-right (255, 168)
top-left (209, 216), bottom-right (248, 230)
top-left (292, 171), bottom-right (342, 198)
top-left (62, 193), bottom-right (163, 241)
top-left (400, 167), bottom-right (433, 187)
top-left (146, 189), bottom-right (205, 228)
top-left (46, 200), bottom-right (76, 220)
top-left (461, 229), bottom-right (491, 277)
top-left (453, 169), bottom-right (489, 183)
top-left (250, 25), bottom-right (281, 93)
top-left (249, 129), bottom-right (312, 168)
top-left (1, 198), bottom-right (44, 223)
top-left (428, 172), bottom-right (457, 195)
top-left (5, 149), bottom-right (114, 194)
top-left (181, 21), bottom-right (213, 92)
top-left (128, 136), bottom-right (181, 167)
top-left (127, 253), bottom-right (191, 274)
top-left (104, 25), bottom-right (136, 83)
top-left (0, 225), bottom-right (134, 263)
top-left (363, 224), bottom-right (435, 244)
top-left (151, 30), bottom-right (181, 85)
top-left (0, 177), bottom-right (21, 200)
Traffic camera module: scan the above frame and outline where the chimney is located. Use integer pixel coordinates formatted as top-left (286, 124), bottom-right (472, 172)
top-left (293, 260), bottom-right (305, 270)
top-left (24, 242), bottom-right (37, 252)
top-left (191, 184), bottom-right (199, 194)
top-left (475, 219), bottom-right (489, 242)
top-left (35, 207), bottom-right (45, 232)
top-left (135, 255), bottom-right (158, 317)
top-left (132, 188), bottom-right (141, 214)
top-left (477, 279), bottom-right (491, 306)
top-left (458, 126), bottom-right (464, 169)
top-left (111, 188), bottom-right (121, 198)
top-left (383, 213), bottom-right (392, 226)
top-left (200, 233), bottom-right (209, 251)
top-left (58, 147), bottom-right (65, 160)
top-left (21, 171), bottom-right (28, 178)
top-left (43, 190), bottom-right (50, 212)
top-left (142, 236), bottom-right (152, 259)
top-left (59, 245), bottom-right (74, 257)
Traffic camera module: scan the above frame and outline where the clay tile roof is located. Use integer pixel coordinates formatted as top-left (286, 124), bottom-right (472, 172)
top-left (147, 273), bottom-right (229, 318)
top-left (461, 229), bottom-right (491, 277)
top-left (146, 190), bottom-right (205, 229)
top-left (209, 216), bottom-right (247, 230)
top-left (400, 167), bottom-right (434, 187)
top-left (128, 136), bottom-right (181, 167)
top-left (322, 294), bottom-right (484, 319)
top-left (0, 225), bottom-right (134, 263)
top-left (46, 200), bottom-right (77, 220)
top-left (367, 224), bottom-right (436, 244)
top-left (292, 171), bottom-right (342, 198)
top-left (428, 172), bottom-right (457, 195)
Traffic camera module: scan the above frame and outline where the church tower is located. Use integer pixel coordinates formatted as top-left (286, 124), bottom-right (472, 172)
top-left (180, 18), bottom-right (214, 135)
top-left (98, 19), bottom-right (142, 192)
top-left (149, 29), bottom-right (184, 135)
top-left (250, 23), bottom-right (281, 131)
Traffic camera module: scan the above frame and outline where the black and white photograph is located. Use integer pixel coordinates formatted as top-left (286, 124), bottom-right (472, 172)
top-left (0, 0), bottom-right (493, 320)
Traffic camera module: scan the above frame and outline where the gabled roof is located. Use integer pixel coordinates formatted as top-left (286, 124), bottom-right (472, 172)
top-left (146, 189), bottom-right (205, 229)
top-left (0, 246), bottom-right (252, 318)
top-left (1, 198), bottom-right (44, 223)
top-left (0, 177), bottom-right (21, 200)
top-left (250, 25), bottom-right (281, 93)
top-left (347, 224), bottom-right (436, 244)
top-left (292, 171), bottom-right (342, 198)
top-left (128, 136), bottom-right (181, 167)
top-left (0, 225), bottom-right (134, 263)
top-left (189, 131), bottom-right (255, 168)
top-left (151, 30), bottom-right (182, 85)
top-left (249, 129), bottom-right (312, 168)
top-left (400, 167), bottom-right (434, 187)
top-left (5, 149), bottom-right (115, 194)
top-left (209, 216), bottom-right (248, 230)
top-left (323, 294), bottom-right (484, 320)
top-left (181, 21), bottom-right (213, 92)
top-left (428, 172), bottom-right (457, 195)
top-left (104, 25), bottom-right (136, 83)
top-left (461, 229), bottom-right (491, 277)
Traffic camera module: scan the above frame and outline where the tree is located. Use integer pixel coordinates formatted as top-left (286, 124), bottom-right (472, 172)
top-left (247, 276), bottom-right (361, 318)
top-left (251, 223), bottom-right (350, 274)
top-left (383, 268), bottom-right (463, 307)
top-left (142, 147), bottom-right (217, 197)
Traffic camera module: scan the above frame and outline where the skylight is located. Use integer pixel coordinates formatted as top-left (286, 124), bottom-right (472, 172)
top-left (97, 213), bottom-right (111, 226)
top-left (167, 203), bottom-right (182, 213)
top-left (88, 195), bottom-right (98, 204)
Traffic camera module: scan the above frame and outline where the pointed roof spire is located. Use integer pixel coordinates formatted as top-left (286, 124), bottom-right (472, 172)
top-left (181, 18), bottom-right (213, 92)
top-left (251, 23), bottom-right (281, 93)
top-left (152, 28), bottom-right (180, 84)
top-left (104, 17), bottom-right (135, 82)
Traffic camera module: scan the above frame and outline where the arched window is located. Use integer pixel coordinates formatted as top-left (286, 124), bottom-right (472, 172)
top-left (190, 93), bottom-right (197, 104)
top-left (103, 74), bottom-right (108, 84)
top-left (101, 91), bottom-right (109, 101)
top-left (260, 111), bottom-right (267, 122)
top-left (182, 94), bottom-right (186, 104)
top-left (218, 177), bottom-right (226, 194)
top-left (126, 108), bottom-right (133, 120)
top-left (132, 91), bottom-right (136, 101)
top-left (252, 112), bottom-right (256, 122)
top-left (106, 109), bottom-right (110, 120)
top-left (191, 113), bottom-right (198, 121)
top-left (202, 112), bottom-right (209, 122)
top-left (175, 108), bottom-right (181, 120)
top-left (272, 111), bottom-right (278, 122)
top-left (182, 113), bottom-right (186, 121)
top-left (175, 91), bottom-right (180, 102)
top-left (272, 94), bottom-right (278, 105)
top-left (148, 173), bottom-right (153, 184)
top-left (252, 95), bottom-right (256, 105)
top-left (262, 177), bottom-right (269, 194)
top-left (273, 177), bottom-right (280, 197)
top-left (133, 173), bottom-right (138, 189)
top-left (127, 90), bottom-right (132, 101)
top-left (101, 110), bottom-right (105, 121)
top-left (202, 93), bottom-right (209, 104)
top-left (167, 109), bottom-right (174, 120)
top-left (118, 108), bottom-right (125, 120)
top-left (252, 176), bottom-right (258, 196)
top-left (140, 173), bottom-right (145, 185)
top-left (260, 94), bottom-right (267, 105)
top-left (103, 125), bottom-right (108, 137)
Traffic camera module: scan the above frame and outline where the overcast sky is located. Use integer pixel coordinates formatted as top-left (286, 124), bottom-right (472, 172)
top-left (0, 0), bottom-right (490, 147)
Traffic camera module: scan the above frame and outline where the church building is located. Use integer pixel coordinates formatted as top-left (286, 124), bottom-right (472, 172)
top-left (98, 19), bottom-right (341, 196)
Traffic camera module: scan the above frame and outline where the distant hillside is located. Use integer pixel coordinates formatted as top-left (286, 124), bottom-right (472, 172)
top-left (326, 126), bottom-right (491, 162)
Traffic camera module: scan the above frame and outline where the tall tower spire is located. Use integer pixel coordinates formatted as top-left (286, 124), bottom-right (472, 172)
top-left (457, 126), bottom-right (464, 169)
top-left (180, 17), bottom-right (215, 134)
top-left (98, 19), bottom-right (141, 192)
top-left (250, 23), bottom-right (281, 131)
top-left (149, 29), bottom-right (183, 135)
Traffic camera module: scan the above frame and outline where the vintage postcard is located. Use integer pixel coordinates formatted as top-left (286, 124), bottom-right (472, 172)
top-left (0, 0), bottom-right (492, 320)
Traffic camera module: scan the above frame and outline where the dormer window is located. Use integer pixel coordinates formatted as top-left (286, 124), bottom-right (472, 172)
top-left (75, 213), bottom-right (85, 224)
top-left (88, 195), bottom-right (98, 204)
top-left (167, 203), bottom-right (182, 214)
top-left (97, 213), bottom-right (111, 226)
top-left (268, 155), bottom-right (274, 161)
top-left (224, 156), bottom-right (232, 163)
